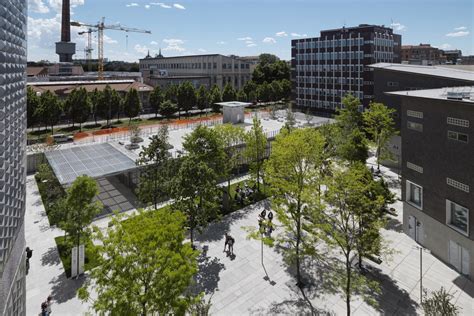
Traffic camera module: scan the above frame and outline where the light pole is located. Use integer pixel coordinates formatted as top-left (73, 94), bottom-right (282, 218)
top-left (413, 245), bottom-right (430, 304)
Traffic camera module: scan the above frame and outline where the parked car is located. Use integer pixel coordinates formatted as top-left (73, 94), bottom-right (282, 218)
top-left (51, 134), bottom-right (73, 143)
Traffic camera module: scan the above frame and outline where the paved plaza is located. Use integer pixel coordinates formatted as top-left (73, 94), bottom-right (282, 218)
top-left (25, 159), bottom-right (473, 315)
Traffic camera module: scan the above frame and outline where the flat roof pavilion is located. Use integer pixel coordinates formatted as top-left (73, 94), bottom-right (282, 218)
top-left (45, 143), bottom-right (137, 185)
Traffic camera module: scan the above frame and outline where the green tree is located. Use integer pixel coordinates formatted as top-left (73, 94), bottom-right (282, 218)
top-left (322, 163), bottom-right (385, 316)
top-left (257, 82), bottom-right (271, 103)
top-left (37, 90), bottom-right (62, 134)
top-left (78, 209), bottom-right (200, 315)
top-left (222, 83), bottom-right (237, 101)
top-left (279, 79), bottom-right (292, 100)
top-left (209, 85), bottom-right (222, 113)
top-left (243, 80), bottom-right (257, 97)
top-left (244, 117), bottom-right (267, 191)
top-left (196, 85), bottom-right (210, 115)
top-left (269, 80), bottom-right (282, 101)
top-left (265, 128), bottom-right (325, 286)
top-left (165, 84), bottom-right (179, 104)
top-left (285, 104), bottom-right (296, 130)
top-left (66, 87), bottom-right (91, 131)
top-left (177, 82), bottom-right (196, 116)
top-left (215, 124), bottom-right (245, 194)
top-left (252, 54), bottom-right (290, 84)
top-left (422, 287), bottom-right (460, 316)
top-left (27, 87), bottom-right (40, 129)
top-left (89, 88), bottom-right (101, 126)
top-left (159, 100), bottom-right (177, 120)
top-left (363, 102), bottom-right (397, 171)
top-left (123, 88), bottom-right (142, 124)
top-left (149, 86), bottom-right (164, 118)
top-left (97, 85), bottom-right (121, 127)
top-left (136, 125), bottom-right (172, 208)
top-left (182, 125), bottom-right (226, 175)
top-left (58, 176), bottom-right (102, 275)
top-left (237, 89), bottom-right (247, 102)
top-left (172, 157), bottom-right (220, 247)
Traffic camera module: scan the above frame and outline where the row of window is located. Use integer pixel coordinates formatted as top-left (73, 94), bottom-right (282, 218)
top-left (295, 76), bottom-right (363, 85)
top-left (295, 51), bottom-right (365, 61)
top-left (295, 37), bottom-right (365, 50)
top-left (144, 61), bottom-right (250, 71)
top-left (294, 64), bottom-right (364, 72)
top-left (296, 98), bottom-right (341, 110)
top-left (406, 180), bottom-right (469, 236)
top-left (222, 63), bottom-right (250, 70)
top-left (296, 88), bottom-right (364, 99)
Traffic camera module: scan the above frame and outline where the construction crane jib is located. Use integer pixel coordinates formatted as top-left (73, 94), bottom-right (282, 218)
top-left (71, 17), bottom-right (151, 79)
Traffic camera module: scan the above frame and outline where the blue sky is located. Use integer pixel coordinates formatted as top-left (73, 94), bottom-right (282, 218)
top-left (28, 0), bottom-right (473, 62)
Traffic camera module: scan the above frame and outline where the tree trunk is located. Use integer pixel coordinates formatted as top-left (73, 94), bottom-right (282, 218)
top-left (296, 215), bottom-right (302, 286)
top-left (346, 253), bottom-right (352, 316)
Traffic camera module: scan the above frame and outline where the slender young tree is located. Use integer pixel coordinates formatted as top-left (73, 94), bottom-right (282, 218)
top-left (222, 83), bottom-right (237, 101)
top-left (322, 163), bottom-right (385, 316)
top-left (363, 102), bottom-right (397, 171)
top-left (149, 86), bottom-right (164, 118)
top-left (422, 287), bottom-right (460, 316)
top-left (136, 125), bottom-right (172, 209)
top-left (214, 124), bottom-right (246, 194)
top-left (123, 88), bottom-right (142, 124)
top-left (244, 117), bottom-right (267, 191)
top-left (159, 100), bottom-right (178, 120)
top-left (97, 85), bottom-right (120, 127)
top-left (27, 87), bottom-right (40, 129)
top-left (196, 85), bottom-right (210, 116)
top-left (265, 128), bottom-right (325, 286)
top-left (237, 89), bottom-right (247, 102)
top-left (37, 90), bottom-right (62, 134)
top-left (67, 87), bottom-right (91, 131)
top-left (177, 82), bottom-right (196, 116)
top-left (89, 88), bottom-right (101, 126)
top-left (78, 209), bottom-right (200, 315)
top-left (209, 85), bottom-right (222, 113)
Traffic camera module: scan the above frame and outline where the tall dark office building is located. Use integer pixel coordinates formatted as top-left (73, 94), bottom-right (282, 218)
top-left (291, 24), bottom-right (401, 112)
top-left (0, 0), bottom-right (27, 314)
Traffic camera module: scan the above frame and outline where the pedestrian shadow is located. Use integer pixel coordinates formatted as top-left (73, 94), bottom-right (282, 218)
top-left (190, 246), bottom-right (226, 296)
top-left (49, 272), bottom-right (86, 304)
top-left (41, 246), bottom-right (61, 266)
top-left (196, 200), bottom-right (270, 243)
top-left (365, 268), bottom-right (418, 315)
top-left (385, 217), bottom-right (403, 232)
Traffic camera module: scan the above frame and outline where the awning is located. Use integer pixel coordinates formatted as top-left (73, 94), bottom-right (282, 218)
top-left (45, 143), bottom-right (137, 185)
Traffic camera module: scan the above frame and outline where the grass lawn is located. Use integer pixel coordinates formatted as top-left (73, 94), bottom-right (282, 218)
top-left (55, 235), bottom-right (100, 278)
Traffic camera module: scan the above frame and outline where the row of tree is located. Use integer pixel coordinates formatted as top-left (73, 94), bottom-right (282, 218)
top-left (27, 86), bottom-right (142, 133)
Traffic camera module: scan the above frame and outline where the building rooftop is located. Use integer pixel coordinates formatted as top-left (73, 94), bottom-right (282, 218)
top-left (386, 86), bottom-right (474, 103)
top-left (370, 63), bottom-right (474, 81)
top-left (27, 80), bottom-right (153, 95)
top-left (216, 101), bottom-right (252, 107)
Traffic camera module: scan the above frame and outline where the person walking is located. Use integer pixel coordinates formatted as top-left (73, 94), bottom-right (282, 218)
top-left (223, 233), bottom-right (231, 253)
top-left (26, 247), bottom-right (33, 275)
top-left (46, 295), bottom-right (53, 315)
top-left (40, 301), bottom-right (48, 316)
top-left (227, 235), bottom-right (235, 256)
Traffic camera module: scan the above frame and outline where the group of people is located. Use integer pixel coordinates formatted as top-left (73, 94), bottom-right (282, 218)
top-left (234, 182), bottom-right (256, 205)
top-left (258, 208), bottom-right (274, 236)
top-left (40, 295), bottom-right (53, 316)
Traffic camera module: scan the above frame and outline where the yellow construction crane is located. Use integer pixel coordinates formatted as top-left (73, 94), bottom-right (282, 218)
top-left (71, 17), bottom-right (151, 79)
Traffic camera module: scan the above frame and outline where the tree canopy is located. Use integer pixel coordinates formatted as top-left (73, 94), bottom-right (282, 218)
top-left (177, 82), bottom-right (196, 115)
top-left (149, 86), bottom-right (164, 118)
top-left (123, 88), bottom-right (142, 123)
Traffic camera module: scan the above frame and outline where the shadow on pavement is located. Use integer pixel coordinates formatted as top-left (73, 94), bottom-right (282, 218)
top-left (366, 268), bottom-right (418, 315)
top-left (40, 246), bottom-right (61, 266)
top-left (453, 275), bottom-right (474, 298)
top-left (385, 217), bottom-right (403, 232)
top-left (191, 246), bottom-right (226, 296)
top-left (196, 200), bottom-right (270, 243)
top-left (49, 273), bottom-right (85, 304)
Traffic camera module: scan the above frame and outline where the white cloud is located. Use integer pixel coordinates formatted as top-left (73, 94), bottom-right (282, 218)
top-left (238, 37), bottom-right (252, 41)
top-left (163, 38), bottom-right (185, 52)
top-left (276, 31), bottom-right (288, 37)
top-left (216, 41), bottom-right (226, 45)
top-left (446, 31), bottom-right (469, 37)
top-left (454, 26), bottom-right (467, 31)
top-left (145, 4), bottom-right (150, 9)
top-left (390, 22), bottom-right (406, 31)
top-left (150, 2), bottom-right (172, 8)
top-left (439, 43), bottom-right (452, 50)
top-left (103, 35), bottom-right (117, 45)
top-left (126, 2), bottom-right (139, 7)
top-left (29, 0), bottom-right (50, 13)
top-left (263, 37), bottom-right (276, 44)
top-left (150, 41), bottom-right (159, 45)
top-left (134, 44), bottom-right (150, 55)
top-left (197, 48), bottom-right (207, 53)
top-left (173, 3), bottom-right (185, 9)
top-left (47, 0), bottom-right (84, 11)
top-left (247, 43), bottom-right (257, 47)
top-left (291, 32), bottom-right (308, 37)
top-left (245, 40), bottom-right (253, 44)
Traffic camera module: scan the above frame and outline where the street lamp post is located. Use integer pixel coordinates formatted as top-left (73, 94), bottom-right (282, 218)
top-left (413, 245), bottom-right (430, 304)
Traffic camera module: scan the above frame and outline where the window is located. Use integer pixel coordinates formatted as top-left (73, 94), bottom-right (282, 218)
top-left (447, 178), bottom-right (470, 193)
top-left (407, 162), bottom-right (423, 174)
top-left (407, 110), bottom-right (423, 119)
top-left (447, 117), bottom-right (469, 128)
top-left (406, 180), bottom-right (422, 209)
top-left (407, 121), bottom-right (423, 132)
top-left (448, 131), bottom-right (468, 143)
top-left (446, 200), bottom-right (469, 236)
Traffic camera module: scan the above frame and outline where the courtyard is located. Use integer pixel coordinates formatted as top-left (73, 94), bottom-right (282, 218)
top-left (25, 156), bottom-right (474, 315)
